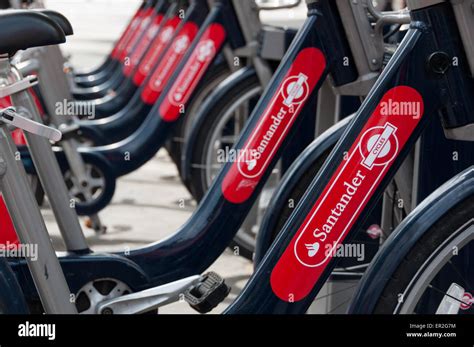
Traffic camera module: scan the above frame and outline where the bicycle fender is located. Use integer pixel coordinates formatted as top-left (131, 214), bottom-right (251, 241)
top-left (180, 66), bottom-right (257, 184)
top-left (0, 257), bottom-right (29, 313)
top-left (254, 116), bottom-right (353, 266)
top-left (348, 166), bottom-right (474, 314)
top-left (53, 148), bottom-right (117, 214)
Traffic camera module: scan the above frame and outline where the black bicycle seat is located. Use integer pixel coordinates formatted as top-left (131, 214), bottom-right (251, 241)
top-left (0, 10), bottom-right (65, 55)
top-left (35, 9), bottom-right (74, 36)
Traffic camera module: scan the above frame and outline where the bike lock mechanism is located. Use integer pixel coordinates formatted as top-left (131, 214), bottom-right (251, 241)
top-left (0, 71), bottom-right (61, 142)
top-left (333, 0), bottom-right (410, 96)
top-left (0, 106), bottom-right (62, 142)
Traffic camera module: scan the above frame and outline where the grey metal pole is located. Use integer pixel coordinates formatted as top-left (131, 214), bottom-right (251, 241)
top-left (34, 47), bottom-right (107, 233)
top-left (0, 125), bottom-right (77, 314)
top-left (231, 0), bottom-right (273, 85)
top-left (37, 46), bottom-right (75, 111)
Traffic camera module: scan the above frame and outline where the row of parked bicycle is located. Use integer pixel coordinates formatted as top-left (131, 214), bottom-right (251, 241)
top-left (0, 0), bottom-right (472, 314)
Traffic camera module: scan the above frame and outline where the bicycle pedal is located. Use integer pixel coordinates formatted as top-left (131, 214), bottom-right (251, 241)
top-left (184, 272), bottom-right (230, 313)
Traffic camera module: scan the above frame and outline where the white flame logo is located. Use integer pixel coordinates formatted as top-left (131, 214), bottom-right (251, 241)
top-left (246, 159), bottom-right (257, 172)
top-left (305, 242), bottom-right (320, 257)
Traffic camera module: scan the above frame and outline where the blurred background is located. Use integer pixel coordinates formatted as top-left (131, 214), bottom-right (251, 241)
top-left (45, 0), bottom-right (307, 67)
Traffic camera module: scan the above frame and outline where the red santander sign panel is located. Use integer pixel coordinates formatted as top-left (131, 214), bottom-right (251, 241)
top-left (158, 23), bottom-right (226, 121)
top-left (270, 86), bottom-right (424, 302)
top-left (119, 8), bottom-right (155, 62)
top-left (140, 21), bottom-right (199, 105)
top-left (221, 48), bottom-right (326, 204)
top-left (123, 14), bottom-right (164, 77)
top-left (111, 9), bottom-right (144, 59)
top-left (133, 16), bottom-right (181, 86)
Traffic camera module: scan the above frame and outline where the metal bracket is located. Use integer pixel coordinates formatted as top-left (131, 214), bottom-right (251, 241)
top-left (0, 107), bottom-right (62, 142)
top-left (58, 122), bottom-right (80, 135)
top-left (335, 0), bottom-right (383, 73)
top-left (334, 72), bottom-right (379, 96)
top-left (231, 0), bottom-right (262, 44)
top-left (406, 0), bottom-right (446, 11)
top-left (15, 59), bottom-right (41, 78)
top-left (335, 0), bottom-right (410, 75)
top-left (0, 75), bottom-right (38, 98)
top-left (96, 276), bottom-right (201, 314)
top-left (233, 41), bottom-right (260, 58)
top-left (451, 0), bottom-right (474, 77)
top-left (444, 123), bottom-right (474, 141)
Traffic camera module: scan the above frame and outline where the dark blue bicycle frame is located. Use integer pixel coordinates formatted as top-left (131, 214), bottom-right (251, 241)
top-left (7, 0), bottom-right (474, 316)
top-left (78, 0), bottom-right (244, 176)
top-left (225, 1), bottom-right (474, 313)
top-left (10, 0), bottom-right (359, 304)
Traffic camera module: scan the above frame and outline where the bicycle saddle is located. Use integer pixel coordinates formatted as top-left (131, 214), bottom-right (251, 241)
top-left (0, 0), bottom-right (9, 9)
top-left (35, 9), bottom-right (74, 36)
top-left (0, 10), bottom-right (65, 55)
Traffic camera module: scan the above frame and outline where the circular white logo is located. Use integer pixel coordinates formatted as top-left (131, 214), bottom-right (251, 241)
top-left (147, 24), bottom-right (160, 39)
top-left (173, 35), bottom-right (190, 54)
top-left (358, 124), bottom-right (399, 169)
top-left (196, 40), bottom-right (215, 62)
top-left (159, 26), bottom-right (174, 43)
top-left (280, 73), bottom-right (309, 107)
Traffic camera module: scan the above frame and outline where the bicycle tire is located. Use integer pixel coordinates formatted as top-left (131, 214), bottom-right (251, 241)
top-left (372, 195), bottom-right (474, 313)
top-left (187, 72), bottom-right (260, 259)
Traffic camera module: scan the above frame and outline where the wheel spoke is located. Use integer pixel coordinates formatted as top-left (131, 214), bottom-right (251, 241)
top-left (428, 284), bottom-right (471, 307)
top-left (89, 177), bottom-right (105, 190)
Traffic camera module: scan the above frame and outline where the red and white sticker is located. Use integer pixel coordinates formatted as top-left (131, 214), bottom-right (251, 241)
top-left (461, 292), bottom-right (473, 310)
top-left (119, 8), bottom-right (155, 62)
top-left (0, 195), bottom-right (19, 248)
top-left (123, 14), bottom-right (164, 77)
top-left (221, 48), bottom-right (326, 204)
top-left (140, 21), bottom-right (199, 104)
top-left (158, 23), bottom-right (226, 121)
top-left (133, 16), bottom-right (181, 86)
top-left (121, 10), bottom-right (154, 60)
top-left (270, 86), bottom-right (425, 302)
top-left (111, 9), bottom-right (144, 59)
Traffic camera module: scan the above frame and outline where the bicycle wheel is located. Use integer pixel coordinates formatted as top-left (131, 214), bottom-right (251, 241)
top-left (187, 72), bottom-right (266, 259)
top-left (261, 149), bottom-right (330, 247)
top-left (372, 195), bottom-right (474, 314)
top-left (166, 63), bottom-right (230, 173)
